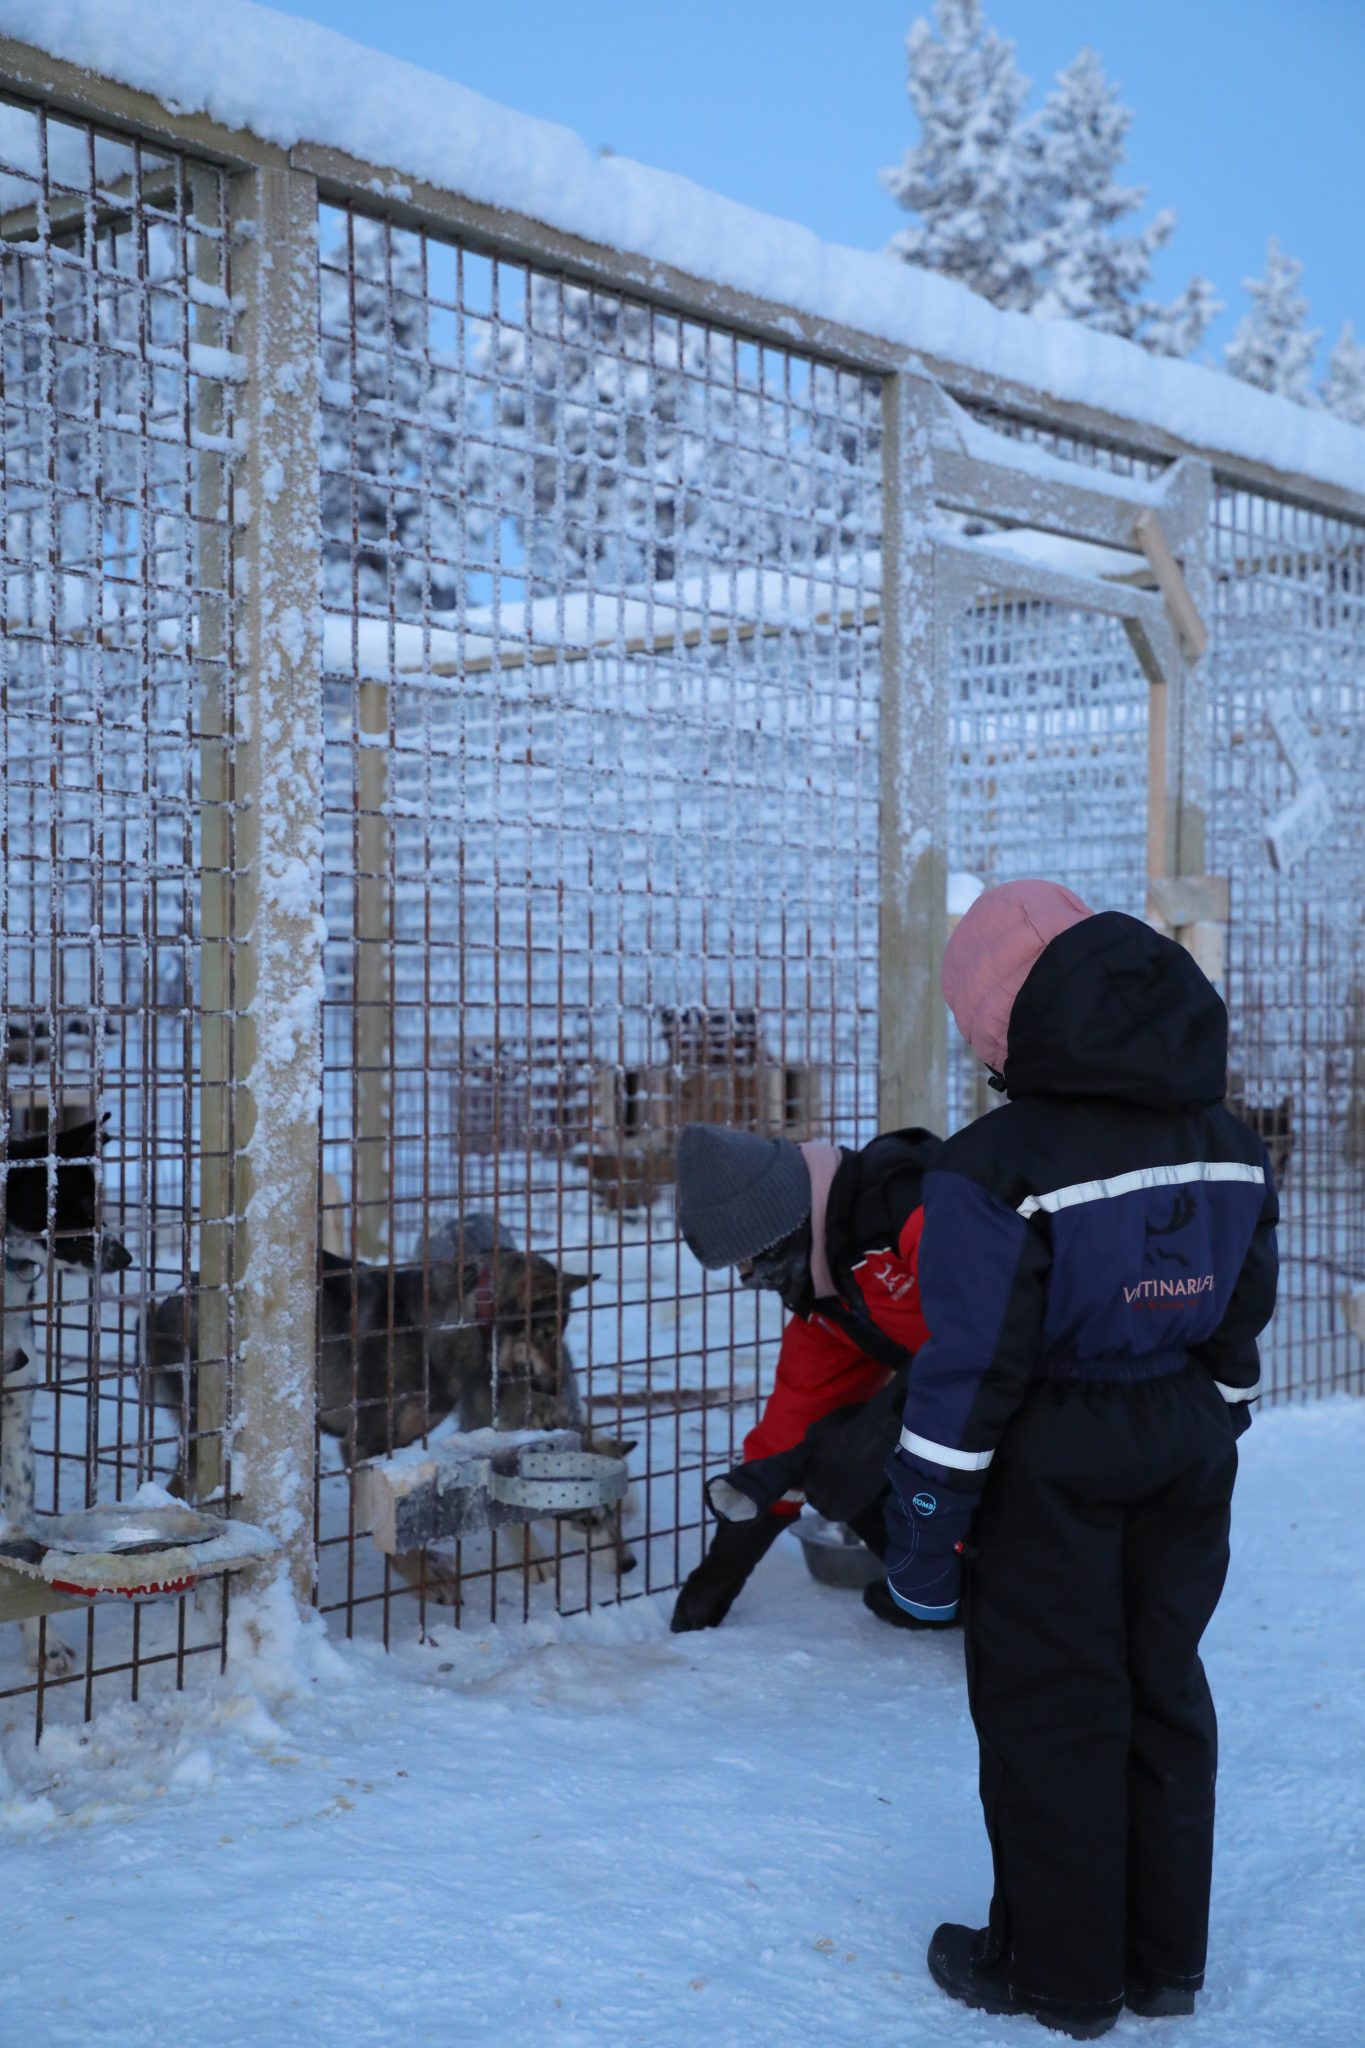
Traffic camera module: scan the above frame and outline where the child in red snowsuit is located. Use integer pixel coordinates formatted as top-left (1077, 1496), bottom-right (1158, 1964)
top-left (671, 1122), bottom-right (938, 1631)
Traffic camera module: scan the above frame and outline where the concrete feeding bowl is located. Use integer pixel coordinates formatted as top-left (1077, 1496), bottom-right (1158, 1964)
top-left (798, 1514), bottom-right (884, 1590)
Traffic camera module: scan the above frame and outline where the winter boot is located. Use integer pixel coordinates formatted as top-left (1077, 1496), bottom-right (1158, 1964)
top-left (669, 1513), bottom-right (787, 1632)
top-left (928, 1924), bottom-right (1120, 2039)
top-left (1125, 1983), bottom-right (1197, 2018)
top-left (862, 1577), bottom-right (961, 1631)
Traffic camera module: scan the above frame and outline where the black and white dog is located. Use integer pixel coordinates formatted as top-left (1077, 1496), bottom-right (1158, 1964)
top-left (2, 1120), bottom-right (131, 1674)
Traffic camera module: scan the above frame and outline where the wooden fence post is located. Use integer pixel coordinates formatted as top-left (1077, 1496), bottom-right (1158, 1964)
top-left (879, 369), bottom-right (947, 1138)
top-left (211, 162), bottom-right (324, 1603)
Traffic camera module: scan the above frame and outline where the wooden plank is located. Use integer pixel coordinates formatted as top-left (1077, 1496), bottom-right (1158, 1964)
top-left (931, 446), bottom-right (1154, 553)
top-left (0, 1567), bottom-right (83, 1627)
top-left (1134, 510), bottom-right (1209, 663)
top-left (880, 372), bottom-right (947, 1137)
top-left (1146, 682), bottom-right (1171, 883)
top-left (0, 33), bottom-right (285, 171)
top-left (227, 163), bottom-right (326, 1604)
top-left (1146, 876), bottom-right (1231, 928)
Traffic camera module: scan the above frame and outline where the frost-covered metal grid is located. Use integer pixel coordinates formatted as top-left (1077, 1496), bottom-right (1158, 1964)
top-left (315, 204), bottom-right (883, 1633)
top-left (955, 399), bottom-right (1170, 485)
top-left (0, 97), bottom-right (240, 1726)
top-left (944, 469), bottom-right (1365, 1400)
top-left (1208, 485), bottom-right (1365, 1399)
top-left (945, 592), bottom-right (1150, 1128)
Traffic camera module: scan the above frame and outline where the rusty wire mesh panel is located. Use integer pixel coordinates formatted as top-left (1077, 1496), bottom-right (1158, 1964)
top-left (944, 438), bottom-right (1365, 1401)
top-left (316, 206), bottom-right (883, 1635)
top-left (1208, 484), bottom-right (1365, 1399)
top-left (945, 589), bottom-right (1151, 1128)
top-left (0, 97), bottom-right (241, 1728)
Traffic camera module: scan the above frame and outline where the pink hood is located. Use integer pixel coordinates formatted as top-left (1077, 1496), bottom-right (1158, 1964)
top-left (943, 880), bottom-right (1094, 1073)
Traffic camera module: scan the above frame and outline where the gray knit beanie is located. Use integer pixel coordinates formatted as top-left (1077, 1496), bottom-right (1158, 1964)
top-left (675, 1124), bottom-right (811, 1269)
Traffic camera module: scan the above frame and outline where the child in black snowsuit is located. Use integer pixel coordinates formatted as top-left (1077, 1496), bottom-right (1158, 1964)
top-left (883, 882), bottom-right (1278, 2040)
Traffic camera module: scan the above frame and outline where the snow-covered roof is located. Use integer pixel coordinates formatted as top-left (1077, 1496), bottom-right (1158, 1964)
top-left (320, 562), bottom-right (883, 681)
top-left (10, 0), bottom-right (1365, 506)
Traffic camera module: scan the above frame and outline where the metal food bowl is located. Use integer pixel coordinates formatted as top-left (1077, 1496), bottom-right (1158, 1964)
top-left (797, 1515), bottom-right (885, 1590)
top-left (33, 1502), bottom-right (224, 1556)
top-left (487, 1448), bottom-right (628, 1514)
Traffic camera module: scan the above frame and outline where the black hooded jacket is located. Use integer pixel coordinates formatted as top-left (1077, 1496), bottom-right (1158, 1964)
top-left (898, 913), bottom-right (1279, 1495)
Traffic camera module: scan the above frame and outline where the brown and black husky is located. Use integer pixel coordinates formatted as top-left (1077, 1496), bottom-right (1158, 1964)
top-left (144, 1216), bottom-right (635, 1597)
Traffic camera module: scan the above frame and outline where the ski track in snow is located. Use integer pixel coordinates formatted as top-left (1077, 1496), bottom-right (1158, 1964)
top-left (0, 1399), bottom-right (1360, 2045)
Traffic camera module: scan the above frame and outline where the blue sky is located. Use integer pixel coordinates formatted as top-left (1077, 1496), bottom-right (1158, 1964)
top-left (272, 0), bottom-right (1363, 376)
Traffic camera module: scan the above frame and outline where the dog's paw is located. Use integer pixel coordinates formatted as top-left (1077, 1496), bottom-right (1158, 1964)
top-left (22, 1623), bottom-right (79, 1678)
top-left (41, 1634), bottom-right (79, 1679)
top-left (389, 1550), bottom-right (463, 1605)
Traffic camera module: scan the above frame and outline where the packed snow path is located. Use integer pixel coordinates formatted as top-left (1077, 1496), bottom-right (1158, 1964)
top-left (0, 1399), bottom-right (1361, 2045)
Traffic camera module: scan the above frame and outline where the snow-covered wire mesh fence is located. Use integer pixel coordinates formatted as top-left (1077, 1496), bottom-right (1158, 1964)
top-left (1209, 486), bottom-right (1365, 1397)
top-left (946, 592), bottom-right (1151, 1125)
top-left (314, 205), bottom-right (883, 1633)
top-left (0, 39), bottom-right (1362, 1728)
top-left (942, 414), bottom-right (1365, 1399)
top-left (0, 96), bottom-right (240, 1724)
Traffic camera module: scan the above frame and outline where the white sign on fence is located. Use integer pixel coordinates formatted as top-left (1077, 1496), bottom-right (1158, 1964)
top-left (1265, 689), bottom-right (1332, 872)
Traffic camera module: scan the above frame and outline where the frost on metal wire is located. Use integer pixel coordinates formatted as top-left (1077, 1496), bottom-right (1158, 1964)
top-left (314, 207), bottom-right (884, 1632)
top-left (940, 413), bottom-right (1365, 1400)
top-left (1209, 486), bottom-right (1365, 1397)
top-left (0, 96), bottom-right (243, 1723)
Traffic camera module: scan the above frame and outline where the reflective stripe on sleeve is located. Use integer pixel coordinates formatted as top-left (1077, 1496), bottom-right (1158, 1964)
top-left (899, 1425), bottom-right (994, 1473)
top-left (1017, 1159), bottom-right (1266, 1220)
top-left (1214, 1377), bottom-right (1262, 1403)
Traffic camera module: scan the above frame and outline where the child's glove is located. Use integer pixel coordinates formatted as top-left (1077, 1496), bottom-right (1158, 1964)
top-left (883, 1459), bottom-right (975, 1622)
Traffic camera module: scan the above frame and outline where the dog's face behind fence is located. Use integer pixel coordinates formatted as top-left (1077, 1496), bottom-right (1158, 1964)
top-left (488, 1255), bottom-right (593, 1432)
top-left (3, 1120), bottom-right (132, 1273)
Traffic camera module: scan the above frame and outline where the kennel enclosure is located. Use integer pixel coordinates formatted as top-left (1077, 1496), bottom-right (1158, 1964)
top-left (0, 17), bottom-right (1361, 1725)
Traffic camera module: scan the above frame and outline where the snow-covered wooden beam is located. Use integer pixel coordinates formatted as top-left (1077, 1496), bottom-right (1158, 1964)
top-left (933, 534), bottom-right (1184, 693)
top-left (1, 27), bottom-right (1363, 522)
top-left (1134, 510), bottom-right (1209, 663)
top-left (932, 445), bottom-right (1155, 554)
top-left (926, 384), bottom-right (1213, 553)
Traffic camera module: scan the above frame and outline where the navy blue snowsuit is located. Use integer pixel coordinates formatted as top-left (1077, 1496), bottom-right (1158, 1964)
top-left (890, 911), bottom-right (1278, 2027)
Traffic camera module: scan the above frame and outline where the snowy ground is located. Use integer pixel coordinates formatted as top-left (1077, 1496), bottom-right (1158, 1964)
top-left (0, 1398), bottom-right (1362, 2047)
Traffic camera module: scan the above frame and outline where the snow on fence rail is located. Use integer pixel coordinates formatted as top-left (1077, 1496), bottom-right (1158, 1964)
top-left (0, 15), bottom-right (1360, 1734)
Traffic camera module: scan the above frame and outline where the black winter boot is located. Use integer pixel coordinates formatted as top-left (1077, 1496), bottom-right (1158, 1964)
top-left (1125, 1983), bottom-right (1196, 2018)
top-left (669, 1513), bottom-right (787, 1632)
top-left (862, 1577), bottom-right (961, 1631)
top-left (928, 1924), bottom-right (1119, 2039)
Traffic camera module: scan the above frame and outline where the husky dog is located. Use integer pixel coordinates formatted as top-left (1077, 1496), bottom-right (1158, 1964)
top-left (317, 1214), bottom-right (595, 1459)
top-left (145, 1214), bottom-right (636, 1596)
top-left (1, 1120), bottom-right (132, 1676)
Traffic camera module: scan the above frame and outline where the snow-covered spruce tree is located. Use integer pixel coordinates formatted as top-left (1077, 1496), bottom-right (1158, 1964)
top-left (1322, 322), bottom-right (1365, 426)
top-left (882, 7), bottom-right (1217, 356)
top-left (880, 0), bottom-right (1037, 311)
top-left (1224, 239), bottom-right (1321, 404)
top-left (1021, 49), bottom-right (1219, 354)
top-left (1139, 277), bottom-right (1225, 362)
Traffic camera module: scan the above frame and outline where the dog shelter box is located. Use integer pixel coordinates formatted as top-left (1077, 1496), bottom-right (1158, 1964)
top-left (355, 1429), bottom-right (629, 1556)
